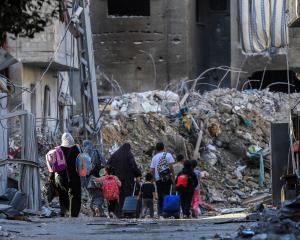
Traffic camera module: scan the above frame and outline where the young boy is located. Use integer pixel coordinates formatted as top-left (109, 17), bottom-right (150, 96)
top-left (96, 166), bottom-right (121, 218)
top-left (139, 173), bottom-right (156, 218)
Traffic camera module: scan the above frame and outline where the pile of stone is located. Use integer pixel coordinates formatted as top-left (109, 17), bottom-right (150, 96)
top-left (236, 197), bottom-right (300, 239)
top-left (100, 88), bottom-right (300, 209)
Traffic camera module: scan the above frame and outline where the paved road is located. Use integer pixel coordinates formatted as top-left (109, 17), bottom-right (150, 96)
top-left (0, 214), bottom-right (249, 240)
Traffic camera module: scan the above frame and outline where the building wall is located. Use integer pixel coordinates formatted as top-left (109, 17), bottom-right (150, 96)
top-left (91, 0), bottom-right (232, 94)
top-left (91, 0), bottom-right (194, 95)
top-left (6, 19), bottom-right (78, 136)
top-left (21, 65), bottom-right (59, 133)
top-left (6, 20), bottom-right (77, 71)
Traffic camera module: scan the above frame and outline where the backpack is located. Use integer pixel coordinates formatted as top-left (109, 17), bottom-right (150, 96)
top-left (176, 173), bottom-right (189, 192)
top-left (176, 174), bottom-right (188, 188)
top-left (46, 147), bottom-right (67, 173)
top-left (102, 176), bottom-right (120, 201)
top-left (157, 152), bottom-right (171, 182)
top-left (76, 152), bottom-right (92, 177)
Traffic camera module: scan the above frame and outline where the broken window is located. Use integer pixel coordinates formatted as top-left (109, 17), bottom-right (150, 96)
top-left (246, 70), bottom-right (300, 93)
top-left (43, 85), bottom-right (51, 118)
top-left (107, 0), bottom-right (150, 17)
top-left (209, 0), bottom-right (228, 11)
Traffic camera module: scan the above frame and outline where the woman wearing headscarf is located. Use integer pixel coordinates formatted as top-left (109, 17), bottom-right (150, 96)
top-left (83, 140), bottom-right (106, 217)
top-left (54, 133), bottom-right (81, 217)
top-left (108, 143), bottom-right (141, 216)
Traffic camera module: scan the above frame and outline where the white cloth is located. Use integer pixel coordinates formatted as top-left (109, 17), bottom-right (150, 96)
top-left (61, 132), bottom-right (75, 147)
top-left (150, 152), bottom-right (175, 181)
top-left (239, 0), bottom-right (288, 54)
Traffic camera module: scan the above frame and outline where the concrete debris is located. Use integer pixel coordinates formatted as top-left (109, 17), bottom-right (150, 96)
top-left (98, 88), bottom-right (300, 211)
top-left (0, 189), bottom-right (28, 220)
top-left (8, 88), bottom-right (300, 216)
top-left (236, 206), bottom-right (300, 239)
top-left (109, 90), bottom-right (179, 116)
top-left (216, 208), bottom-right (246, 214)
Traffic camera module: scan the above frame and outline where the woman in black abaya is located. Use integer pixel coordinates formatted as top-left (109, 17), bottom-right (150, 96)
top-left (108, 143), bottom-right (141, 216)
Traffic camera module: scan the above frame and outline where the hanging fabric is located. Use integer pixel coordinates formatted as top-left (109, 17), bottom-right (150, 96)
top-left (239, 0), bottom-right (288, 54)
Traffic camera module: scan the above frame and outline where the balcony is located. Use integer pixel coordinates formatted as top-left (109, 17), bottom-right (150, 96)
top-left (6, 20), bottom-right (78, 71)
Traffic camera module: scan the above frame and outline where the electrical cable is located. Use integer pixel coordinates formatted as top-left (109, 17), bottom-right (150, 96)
top-left (31, 20), bottom-right (73, 95)
top-left (9, 18), bottom-right (74, 114)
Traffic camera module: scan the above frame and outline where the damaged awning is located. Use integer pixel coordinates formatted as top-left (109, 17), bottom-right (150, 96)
top-left (239, 0), bottom-right (288, 54)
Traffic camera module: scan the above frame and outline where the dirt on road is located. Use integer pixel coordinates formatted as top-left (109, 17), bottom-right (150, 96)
top-left (0, 214), bottom-right (249, 240)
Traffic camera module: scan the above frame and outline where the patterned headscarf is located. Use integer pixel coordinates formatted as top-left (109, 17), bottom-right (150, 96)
top-left (61, 132), bottom-right (75, 147)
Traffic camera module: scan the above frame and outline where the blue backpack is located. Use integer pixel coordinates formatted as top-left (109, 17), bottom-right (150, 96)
top-left (76, 146), bottom-right (92, 177)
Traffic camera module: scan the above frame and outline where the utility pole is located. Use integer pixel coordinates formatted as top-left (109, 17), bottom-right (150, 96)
top-left (75, 0), bottom-right (101, 145)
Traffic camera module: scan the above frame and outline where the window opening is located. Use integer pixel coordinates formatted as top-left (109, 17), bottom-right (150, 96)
top-left (43, 85), bottom-right (51, 118)
top-left (107, 0), bottom-right (150, 17)
top-left (209, 0), bottom-right (228, 11)
top-left (30, 84), bottom-right (36, 115)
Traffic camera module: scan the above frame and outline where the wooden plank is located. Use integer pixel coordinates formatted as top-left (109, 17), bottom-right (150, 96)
top-left (193, 121), bottom-right (203, 160)
top-left (242, 193), bottom-right (272, 206)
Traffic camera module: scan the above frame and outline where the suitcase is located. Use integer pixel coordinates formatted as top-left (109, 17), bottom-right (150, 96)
top-left (163, 187), bottom-right (181, 219)
top-left (122, 183), bottom-right (139, 218)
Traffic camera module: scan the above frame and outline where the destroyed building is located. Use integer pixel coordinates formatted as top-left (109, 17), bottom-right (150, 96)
top-left (6, 19), bottom-right (78, 137)
top-left (91, 0), bottom-right (231, 94)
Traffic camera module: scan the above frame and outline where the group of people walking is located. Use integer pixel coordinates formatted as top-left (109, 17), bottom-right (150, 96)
top-left (47, 133), bottom-right (208, 219)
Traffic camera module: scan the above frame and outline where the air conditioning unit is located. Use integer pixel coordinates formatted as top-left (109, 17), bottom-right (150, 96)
top-left (287, 0), bottom-right (300, 27)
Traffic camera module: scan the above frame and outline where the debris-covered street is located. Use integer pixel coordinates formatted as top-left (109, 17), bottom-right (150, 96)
top-left (2, 0), bottom-right (300, 239)
top-left (0, 214), bottom-right (249, 240)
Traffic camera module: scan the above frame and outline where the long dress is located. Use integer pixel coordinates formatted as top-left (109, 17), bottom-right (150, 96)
top-left (108, 143), bottom-right (141, 216)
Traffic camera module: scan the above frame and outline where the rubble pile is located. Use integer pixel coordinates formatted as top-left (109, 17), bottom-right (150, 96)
top-left (100, 88), bottom-right (300, 209)
top-left (237, 197), bottom-right (300, 239)
top-left (6, 88), bottom-right (300, 214)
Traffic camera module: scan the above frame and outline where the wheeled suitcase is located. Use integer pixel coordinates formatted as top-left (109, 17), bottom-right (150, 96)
top-left (122, 183), bottom-right (138, 218)
top-left (162, 187), bottom-right (181, 219)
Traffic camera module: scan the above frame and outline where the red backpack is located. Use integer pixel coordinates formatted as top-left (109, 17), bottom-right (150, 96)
top-left (102, 176), bottom-right (120, 201)
top-left (176, 174), bottom-right (188, 188)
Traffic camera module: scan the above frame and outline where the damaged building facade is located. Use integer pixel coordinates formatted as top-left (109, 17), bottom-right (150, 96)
top-left (230, 0), bottom-right (300, 92)
top-left (91, 0), bottom-right (231, 94)
top-left (91, 0), bottom-right (300, 94)
top-left (6, 19), bottom-right (77, 137)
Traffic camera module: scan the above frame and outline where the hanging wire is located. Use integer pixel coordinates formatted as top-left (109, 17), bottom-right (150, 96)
top-left (258, 64), bottom-right (268, 90)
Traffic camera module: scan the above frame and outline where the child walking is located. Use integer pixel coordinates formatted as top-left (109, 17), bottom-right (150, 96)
top-left (175, 160), bottom-right (198, 218)
top-left (191, 160), bottom-right (209, 218)
top-left (96, 166), bottom-right (121, 218)
top-left (139, 173), bottom-right (156, 218)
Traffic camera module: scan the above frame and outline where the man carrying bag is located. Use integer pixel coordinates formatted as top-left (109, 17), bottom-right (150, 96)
top-left (150, 142), bottom-right (175, 218)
